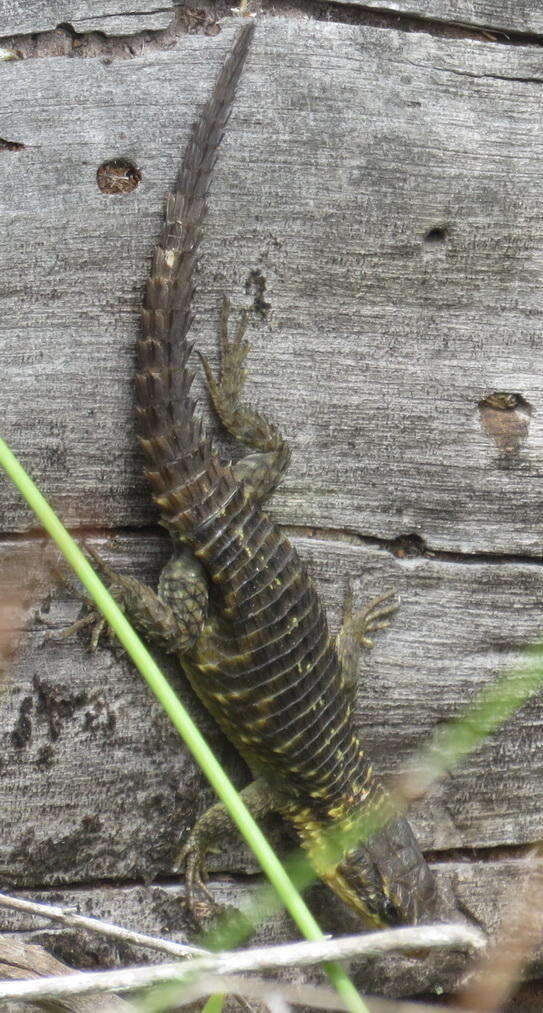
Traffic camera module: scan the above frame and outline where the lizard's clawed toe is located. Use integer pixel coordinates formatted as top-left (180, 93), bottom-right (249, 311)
top-left (176, 834), bottom-right (225, 927)
top-left (43, 546), bottom-right (128, 655)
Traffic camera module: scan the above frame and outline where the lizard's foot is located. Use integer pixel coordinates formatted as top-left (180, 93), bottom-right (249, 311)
top-left (351, 590), bottom-right (399, 647)
top-left (75, 544), bottom-right (135, 652)
top-left (175, 780), bottom-right (278, 927)
top-left (199, 297), bottom-right (285, 454)
top-left (45, 543), bottom-right (208, 657)
top-left (337, 587), bottom-right (400, 700)
top-left (198, 296), bottom-right (250, 416)
top-left (45, 609), bottom-right (112, 652)
top-left (41, 552), bottom-right (117, 652)
top-left (176, 831), bottom-right (223, 926)
top-left (44, 543), bottom-right (141, 653)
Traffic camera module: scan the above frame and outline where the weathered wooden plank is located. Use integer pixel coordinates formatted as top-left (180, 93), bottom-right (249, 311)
top-left (1, 1), bottom-right (176, 36)
top-left (324, 0), bottom-right (543, 36)
top-left (5, 1), bottom-right (542, 41)
top-left (0, 938), bottom-right (129, 1011)
top-left (0, 861), bottom-right (541, 1001)
top-left (1, 532), bottom-right (542, 894)
top-left (69, 12), bottom-right (175, 35)
top-left (1, 22), bottom-right (543, 553)
top-left (1, 17), bottom-right (543, 1009)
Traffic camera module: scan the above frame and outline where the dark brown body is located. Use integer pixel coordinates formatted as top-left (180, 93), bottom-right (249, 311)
top-left (132, 23), bottom-right (437, 926)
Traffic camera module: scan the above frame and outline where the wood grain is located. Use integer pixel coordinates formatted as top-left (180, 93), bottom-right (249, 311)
top-left (322, 1), bottom-right (543, 35)
top-left (0, 937), bottom-right (129, 1010)
top-left (5, 1), bottom-right (543, 39)
top-left (1, 1), bottom-right (176, 36)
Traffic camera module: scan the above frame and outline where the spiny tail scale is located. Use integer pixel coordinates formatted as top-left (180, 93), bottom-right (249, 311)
top-left (135, 24), bottom-right (254, 535)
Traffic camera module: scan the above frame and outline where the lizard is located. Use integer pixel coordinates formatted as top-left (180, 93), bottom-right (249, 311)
top-left (70, 20), bottom-right (438, 929)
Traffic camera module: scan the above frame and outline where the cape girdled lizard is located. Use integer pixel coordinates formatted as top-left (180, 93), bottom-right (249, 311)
top-left (76, 21), bottom-right (438, 929)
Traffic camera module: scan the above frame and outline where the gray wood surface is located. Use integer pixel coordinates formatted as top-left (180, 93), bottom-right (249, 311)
top-left (1, 533), bottom-right (542, 872)
top-left (1, 1), bottom-right (176, 36)
top-left (0, 863), bottom-right (540, 1000)
top-left (329, 0), bottom-right (543, 35)
top-left (5, 1), bottom-right (543, 40)
top-left (2, 22), bottom-right (543, 553)
top-left (2, 14), bottom-right (543, 1004)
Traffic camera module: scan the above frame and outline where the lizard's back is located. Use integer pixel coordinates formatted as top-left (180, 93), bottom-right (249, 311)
top-left (188, 482), bottom-right (361, 810)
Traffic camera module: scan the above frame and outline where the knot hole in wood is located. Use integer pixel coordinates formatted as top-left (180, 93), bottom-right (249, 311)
top-left (478, 391), bottom-right (533, 458)
top-left (96, 158), bottom-right (142, 195)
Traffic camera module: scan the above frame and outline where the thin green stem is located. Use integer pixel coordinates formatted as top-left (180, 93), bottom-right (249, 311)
top-left (201, 995), bottom-right (224, 1013)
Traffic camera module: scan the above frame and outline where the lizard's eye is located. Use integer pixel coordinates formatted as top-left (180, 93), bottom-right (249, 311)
top-left (381, 894), bottom-right (404, 924)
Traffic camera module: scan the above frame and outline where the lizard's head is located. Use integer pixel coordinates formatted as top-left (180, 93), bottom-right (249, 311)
top-left (321, 819), bottom-right (439, 928)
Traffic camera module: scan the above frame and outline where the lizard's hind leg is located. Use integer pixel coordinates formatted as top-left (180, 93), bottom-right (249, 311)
top-left (176, 777), bottom-right (281, 925)
top-left (48, 543), bottom-right (209, 656)
top-left (199, 297), bottom-right (290, 503)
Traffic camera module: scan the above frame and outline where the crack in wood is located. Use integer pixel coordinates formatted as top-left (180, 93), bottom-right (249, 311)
top-left (309, 1), bottom-right (543, 46)
top-left (4, 524), bottom-right (543, 571)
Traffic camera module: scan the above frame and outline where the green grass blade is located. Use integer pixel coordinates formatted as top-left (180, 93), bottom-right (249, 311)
top-left (201, 995), bottom-right (224, 1013)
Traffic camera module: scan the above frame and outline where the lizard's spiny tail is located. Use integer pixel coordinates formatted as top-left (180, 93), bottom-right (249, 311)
top-left (135, 23), bottom-right (254, 533)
